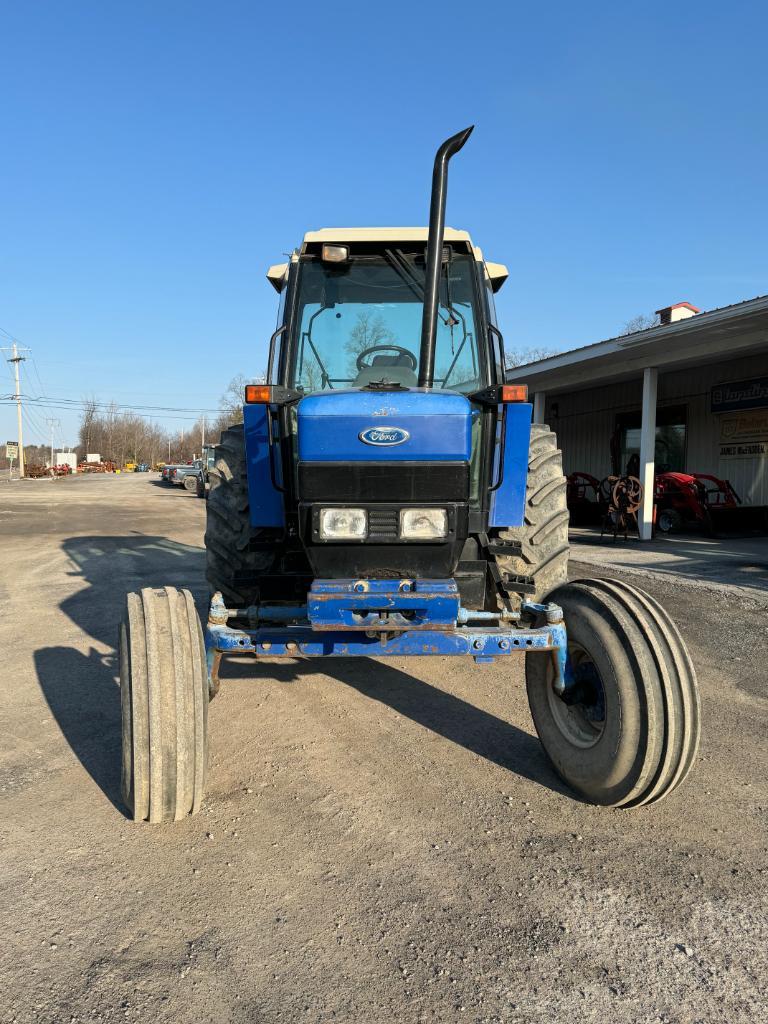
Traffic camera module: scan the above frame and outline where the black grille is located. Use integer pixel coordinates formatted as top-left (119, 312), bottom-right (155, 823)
top-left (368, 508), bottom-right (398, 539)
top-left (299, 461), bottom-right (469, 502)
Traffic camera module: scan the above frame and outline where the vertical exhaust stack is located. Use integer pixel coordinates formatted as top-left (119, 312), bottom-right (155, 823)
top-left (418, 125), bottom-right (474, 389)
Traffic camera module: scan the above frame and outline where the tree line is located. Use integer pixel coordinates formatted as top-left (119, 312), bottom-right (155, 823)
top-left (75, 374), bottom-right (250, 466)
top-left (0, 374), bottom-right (253, 471)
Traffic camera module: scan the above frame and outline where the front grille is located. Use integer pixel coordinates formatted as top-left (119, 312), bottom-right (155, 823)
top-left (299, 461), bottom-right (469, 502)
top-left (368, 508), bottom-right (398, 539)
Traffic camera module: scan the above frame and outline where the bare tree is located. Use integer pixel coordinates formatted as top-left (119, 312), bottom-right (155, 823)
top-left (79, 396), bottom-right (99, 456)
top-left (218, 371), bottom-right (266, 427)
top-left (219, 374), bottom-right (248, 421)
top-left (622, 313), bottom-right (660, 335)
top-left (505, 346), bottom-right (557, 370)
top-left (345, 312), bottom-right (395, 373)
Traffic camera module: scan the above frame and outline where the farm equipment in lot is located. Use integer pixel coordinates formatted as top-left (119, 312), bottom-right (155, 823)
top-left (120, 128), bottom-right (700, 823)
top-left (600, 475), bottom-right (643, 541)
top-left (566, 471), bottom-right (605, 525)
top-left (195, 444), bottom-right (216, 498)
top-left (655, 472), bottom-right (768, 535)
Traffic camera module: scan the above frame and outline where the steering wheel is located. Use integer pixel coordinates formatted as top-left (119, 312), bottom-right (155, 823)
top-left (356, 345), bottom-right (417, 371)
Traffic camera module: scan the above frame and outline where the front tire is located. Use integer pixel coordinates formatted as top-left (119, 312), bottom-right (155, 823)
top-left (119, 587), bottom-right (208, 823)
top-left (526, 578), bottom-right (700, 807)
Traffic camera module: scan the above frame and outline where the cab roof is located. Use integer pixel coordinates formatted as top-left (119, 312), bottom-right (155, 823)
top-left (302, 226), bottom-right (473, 245)
top-left (267, 227), bottom-right (508, 293)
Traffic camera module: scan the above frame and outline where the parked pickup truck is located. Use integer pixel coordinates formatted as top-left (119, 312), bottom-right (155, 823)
top-left (169, 460), bottom-right (204, 491)
top-left (160, 463), bottom-right (185, 482)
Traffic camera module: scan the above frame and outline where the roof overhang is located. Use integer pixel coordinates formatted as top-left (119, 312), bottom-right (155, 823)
top-left (508, 295), bottom-right (768, 394)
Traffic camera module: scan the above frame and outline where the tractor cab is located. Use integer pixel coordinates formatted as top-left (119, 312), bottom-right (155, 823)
top-left (253, 228), bottom-right (520, 586)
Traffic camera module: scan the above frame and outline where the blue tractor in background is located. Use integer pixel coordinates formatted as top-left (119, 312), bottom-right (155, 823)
top-left (119, 128), bottom-right (700, 823)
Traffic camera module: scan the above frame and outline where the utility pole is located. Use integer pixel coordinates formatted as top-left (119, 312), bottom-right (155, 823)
top-left (46, 417), bottom-right (60, 476)
top-left (201, 415), bottom-right (206, 448)
top-left (2, 342), bottom-right (29, 479)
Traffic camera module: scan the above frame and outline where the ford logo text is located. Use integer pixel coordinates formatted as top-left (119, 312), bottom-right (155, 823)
top-left (359, 426), bottom-right (410, 447)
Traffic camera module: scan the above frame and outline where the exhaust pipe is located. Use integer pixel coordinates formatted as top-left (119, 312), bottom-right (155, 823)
top-left (418, 125), bottom-right (474, 389)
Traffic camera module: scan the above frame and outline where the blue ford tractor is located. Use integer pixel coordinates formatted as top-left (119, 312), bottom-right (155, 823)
top-left (119, 128), bottom-right (700, 823)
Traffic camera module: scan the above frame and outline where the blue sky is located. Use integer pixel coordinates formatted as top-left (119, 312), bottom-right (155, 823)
top-left (1, 0), bottom-right (766, 446)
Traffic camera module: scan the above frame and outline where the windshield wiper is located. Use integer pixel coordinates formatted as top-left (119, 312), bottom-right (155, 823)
top-left (385, 249), bottom-right (463, 331)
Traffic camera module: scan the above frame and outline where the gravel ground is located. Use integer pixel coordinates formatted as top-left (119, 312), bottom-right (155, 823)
top-left (1, 472), bottom-right (766, 1024)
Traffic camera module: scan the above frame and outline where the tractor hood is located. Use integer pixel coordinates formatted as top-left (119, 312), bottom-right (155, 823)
top-left (297, 389), bottom-right (472, 463)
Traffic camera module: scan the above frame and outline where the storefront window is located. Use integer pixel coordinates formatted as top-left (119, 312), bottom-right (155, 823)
top-left (616, 405), bottom-right (687, 474)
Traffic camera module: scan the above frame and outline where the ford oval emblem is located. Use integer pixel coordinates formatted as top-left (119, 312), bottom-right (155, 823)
top-left (359, 426), bottom-right (410, 447)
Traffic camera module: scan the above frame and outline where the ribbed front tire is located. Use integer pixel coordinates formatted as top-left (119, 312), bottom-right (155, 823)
top-left (526, 578), bottom-right (701, 807)
top-left (119, 587), bottom-right (208, 823)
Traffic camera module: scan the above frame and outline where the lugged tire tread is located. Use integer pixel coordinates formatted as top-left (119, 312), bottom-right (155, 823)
top-left (204, 425), bottom-right (276, 605)
top-left (494, 423), bottom-right (569, 605)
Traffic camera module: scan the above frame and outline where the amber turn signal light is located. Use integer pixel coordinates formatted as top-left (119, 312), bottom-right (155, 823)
top-left (244, 384), bottom-right (272, 403)
top-left (500, 384), bottom-right (528, 402)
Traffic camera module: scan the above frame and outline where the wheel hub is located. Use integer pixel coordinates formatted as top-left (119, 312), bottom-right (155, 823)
top-left (548, 644), bottom-right (606, 747)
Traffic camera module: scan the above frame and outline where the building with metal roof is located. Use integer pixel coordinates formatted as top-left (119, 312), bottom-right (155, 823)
top-left (508, 295), bottom-right (768, 538)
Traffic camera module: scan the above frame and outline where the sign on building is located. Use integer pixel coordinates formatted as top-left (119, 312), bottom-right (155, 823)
top-left (719, 409), bottom-right (768, 459)
top-left (711, 376), bottom-right (768, 413)
top-left (5, 441), bottom-right (18, 460)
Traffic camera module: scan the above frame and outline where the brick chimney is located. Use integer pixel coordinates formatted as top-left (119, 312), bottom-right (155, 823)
top-left (655, 301), bottom-right (700, 325)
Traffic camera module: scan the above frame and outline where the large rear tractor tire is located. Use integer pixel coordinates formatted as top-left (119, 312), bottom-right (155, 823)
top-left (119, 587), bottom-right (209, 823)
top-left (526, 578), bottom-right (700, 807)
top-left (204, 425), bottom-right (276, 606)
top-left (493, 423), bottom-right (569, 605)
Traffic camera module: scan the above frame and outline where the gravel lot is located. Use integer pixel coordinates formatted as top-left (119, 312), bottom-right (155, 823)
top-left (1, 472), bottom-right (766, 1024)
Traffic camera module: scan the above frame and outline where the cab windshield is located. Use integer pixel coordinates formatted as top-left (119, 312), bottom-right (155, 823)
top-left (289, 252), bottom-right (483, 393)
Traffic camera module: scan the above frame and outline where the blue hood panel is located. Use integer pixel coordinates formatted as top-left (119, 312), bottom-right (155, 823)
top-left (298, 389), bottom-right (472, 462)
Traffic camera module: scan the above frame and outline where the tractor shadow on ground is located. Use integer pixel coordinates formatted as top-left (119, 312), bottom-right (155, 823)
top-left (34, 533), bottom-right (207, 816)
top-left (220, 656), bottom-right (572, 799)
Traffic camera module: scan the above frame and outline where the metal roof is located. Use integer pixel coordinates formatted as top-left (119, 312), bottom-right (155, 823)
top-left (508, 294), bottom-right (768, 394)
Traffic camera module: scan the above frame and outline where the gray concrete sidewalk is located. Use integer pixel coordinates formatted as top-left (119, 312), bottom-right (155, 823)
top-left (569, 525), bottom-right (768, 600)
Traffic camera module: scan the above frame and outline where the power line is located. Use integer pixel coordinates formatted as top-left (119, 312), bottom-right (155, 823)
top-left (0, 398), bottom-right (215, 422)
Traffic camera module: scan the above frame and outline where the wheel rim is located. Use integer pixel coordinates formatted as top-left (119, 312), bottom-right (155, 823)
top-left (546, 643), bottom-right (607, 748)
top-left (658, 511), bottom-right (674, 532)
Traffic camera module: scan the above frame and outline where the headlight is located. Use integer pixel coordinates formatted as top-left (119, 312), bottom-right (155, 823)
top-left (399, 508), bottom-right (448, 539)
top-left (319, 507), bottom-right (368, 540)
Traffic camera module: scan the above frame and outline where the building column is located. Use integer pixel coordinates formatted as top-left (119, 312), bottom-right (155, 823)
top-left (532, 391), bottom-right (546, 423)
top-left (638, 367), bottom-right (658, 540)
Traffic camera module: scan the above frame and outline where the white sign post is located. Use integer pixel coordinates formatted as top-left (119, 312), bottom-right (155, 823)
top-left (5, 442), bottom-right (19, 479)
